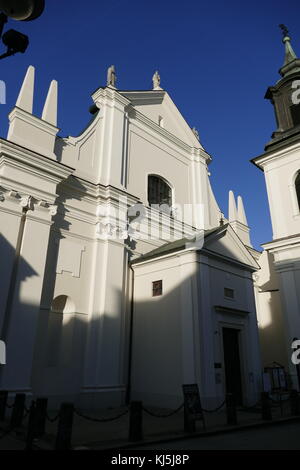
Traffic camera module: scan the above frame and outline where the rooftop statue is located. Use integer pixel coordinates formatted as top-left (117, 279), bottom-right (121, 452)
top-left (107, 65), bottom-right (117, 88)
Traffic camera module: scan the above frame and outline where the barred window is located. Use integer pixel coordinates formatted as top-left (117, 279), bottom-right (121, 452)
top-left (152, 280), bottom-right (163, 297)
top-left (148, 175), bottom-right (172, 208)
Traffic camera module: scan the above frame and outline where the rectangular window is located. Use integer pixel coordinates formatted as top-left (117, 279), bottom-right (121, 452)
top-left (224, 287), bottom-right (234, 299)
top-left (152, 280), bottom-right (163, 297)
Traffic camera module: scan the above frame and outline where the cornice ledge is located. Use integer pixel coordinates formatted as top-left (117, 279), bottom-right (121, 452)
top-left (252, 140), bottom-right (300, 169)
top-left (273, 258), bottom-right (300, 272)
top-left (8, 107), bottom-right (59, 135)
top-left (97, 185), bottom-right (140, 205)
top-left (119, 90), bottom-right (165, 106)
top-left (92, 87), bottom-right (131, 108)
top-left (214, 305), bottom-right (250, 316)
top-left (0, 187), bottom-right (57, 216)
top-left (0, 139), bottom-right (74, 182)
top-left (262, 234), bottom-right (300, 252)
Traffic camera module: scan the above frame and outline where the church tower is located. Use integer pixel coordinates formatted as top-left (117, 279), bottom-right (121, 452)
top-left (253, 26), bottom-right (300, 386)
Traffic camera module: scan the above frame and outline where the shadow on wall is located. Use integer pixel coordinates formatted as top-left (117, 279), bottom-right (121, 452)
top-left (256, 251), bottom-right (292, 371)
top-left (0, 232), bottom-right (38, 345)
top-left (18, 291), bottom-right (124, 409)
top-left (31, 176), bottom-right (89, 400)
top-left (258, 291), bottom-right (289, 369)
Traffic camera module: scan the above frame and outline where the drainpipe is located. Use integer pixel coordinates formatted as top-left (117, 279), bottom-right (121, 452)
top-left (125, 263), bottom-right (135, 404)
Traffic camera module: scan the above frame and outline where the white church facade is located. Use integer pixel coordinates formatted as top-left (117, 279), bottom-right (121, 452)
top-left (1, 29), bottom-right (299, 409)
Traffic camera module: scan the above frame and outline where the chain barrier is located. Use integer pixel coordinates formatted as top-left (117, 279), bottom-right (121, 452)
top-left (0, 425), bottom-right (18, 440)
top-left (142, 403), bottom-right (184, 418)
top-left (74, 407), bottom-right (129, 423)
top-left (269, 395), bottom-right (290, 404)
top-left (269, 396), bottom-right (289, 408)
top-left (239, 400), bottom-right (261, 411)
top-left (269, 397), bottom-right (281, 405)
top-left (46, 412), bottom-right (60, 423)
top-left (201, 400), bottom-right (226, 413)
top-left (0, 405), bottom-right (29, 440)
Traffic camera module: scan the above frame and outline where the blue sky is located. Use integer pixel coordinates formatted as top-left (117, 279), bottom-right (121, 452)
top-left (0, 0), bottom-right (299, 249)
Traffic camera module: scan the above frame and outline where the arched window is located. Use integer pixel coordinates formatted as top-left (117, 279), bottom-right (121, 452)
top-left (148, 175), bottom-right (172, 209)
top-left (295, 173), bottom-right (300, 211)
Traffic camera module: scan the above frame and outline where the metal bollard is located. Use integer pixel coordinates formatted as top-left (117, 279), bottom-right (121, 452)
top-left (10, 393), bottom-right (26, 428)
top-left (25, 401), bottom-right (37, 450)
top-left (0, 390), bottom-right (8, 421)
top-left (184, 402), bottom-right (196, 433)
top-left (35, 397), bottom-right (48, 437)
top-left (128, 401), bottom-right (143, 442)
top-left (226, 393), bottom-right (237, 425)
top-left (55, 402), bottom-right (74, 450)
top-left (290, 389), bottom-right (300, 416)
top-left (261, 392), bottom-right (272, 421)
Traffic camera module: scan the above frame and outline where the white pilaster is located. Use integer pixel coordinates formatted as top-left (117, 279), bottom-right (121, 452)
top-left (197, 255), bottom-right (217, 399)
top-left (92, 88), bottom-right (131, 187)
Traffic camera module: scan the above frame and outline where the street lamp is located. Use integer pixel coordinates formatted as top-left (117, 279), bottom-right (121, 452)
top-left (0, 0), bottom-right (44, 21)
top-left (0, 0), bottom-right (45, 59)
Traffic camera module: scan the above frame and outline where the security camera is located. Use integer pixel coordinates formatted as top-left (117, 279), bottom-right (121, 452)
top-left (2, 28), bottom-right (28, 52)
top-left (0, 0), bottom-right (45, 21)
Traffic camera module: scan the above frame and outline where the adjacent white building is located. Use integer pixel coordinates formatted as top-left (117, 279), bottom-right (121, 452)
top-left (254, 29), bottom-right (300, 389)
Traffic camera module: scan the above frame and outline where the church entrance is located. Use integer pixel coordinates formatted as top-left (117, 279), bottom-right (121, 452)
top-left (222, 327), bottom-right (243, 405)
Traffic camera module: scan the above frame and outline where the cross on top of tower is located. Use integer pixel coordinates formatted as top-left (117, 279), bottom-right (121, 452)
top-left (279, 24), bottom-right (289, 39)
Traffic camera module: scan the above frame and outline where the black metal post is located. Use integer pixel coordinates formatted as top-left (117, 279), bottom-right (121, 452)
top-left (35, 397), bottom-right (48, 437)
top-left (25, 401), bottom-right (36, 450)
top-left (55, 402), bottom-right (74, 450)
top-left (226, 393), bottom-right (237, 425)
top-left (261, 392), bottom-right (272, 421)
top-left (0, 390), bottom-right (8, 420)
top-left (10, 393), bottom-right (26, 428)
top-left (184, 401), bottom-right (196, 433)
top-left (296, 364), bottom-right (300, 391)
top-left (128, 401), bottom-right (143, 442)
top-left (290, 389), bottom-right (300, 416)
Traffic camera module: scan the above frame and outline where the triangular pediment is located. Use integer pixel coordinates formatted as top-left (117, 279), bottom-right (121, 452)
top-left (204, 224), bottom-right (259, 270)
top-left (119, 90), bottom-right (203, 149)
top-left (132, 224), bottom-right (258, 271)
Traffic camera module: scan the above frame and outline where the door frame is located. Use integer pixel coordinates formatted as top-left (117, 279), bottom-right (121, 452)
top-left (219, 321), bottom-right (248, 405)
